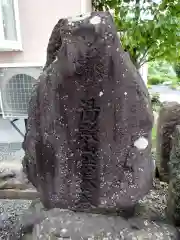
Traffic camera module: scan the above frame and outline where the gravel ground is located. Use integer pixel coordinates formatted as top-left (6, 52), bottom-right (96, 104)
top-left (0, 199), bottom-right (32, 239)
top-left (136, 179), bottom-right (168, 220)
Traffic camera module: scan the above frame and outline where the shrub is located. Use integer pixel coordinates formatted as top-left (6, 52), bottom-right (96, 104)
top-left (150, 93), bottom-right (162, 111)
top-left (170, 83), bottom-right (177, 90)
top-left (148, 75), bottom-right (164, 85)
top-left (151, 93), bottom-right (160, 104)
top-left (149, 61), bottom-right (174, 76)
top-left (173, 63), bottom-right (180, 79)
top-left (148, 61), bottom-right (177, 85)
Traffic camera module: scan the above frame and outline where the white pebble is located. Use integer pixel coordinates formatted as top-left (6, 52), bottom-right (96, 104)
top-left (61, 228), bottom-right (68, 234)
top-left (99, 91), bottom-right (103, 97)
top-left (90, 16), bottom-right (101, 25)
top-left (134, 136), bottom-right (148, 150)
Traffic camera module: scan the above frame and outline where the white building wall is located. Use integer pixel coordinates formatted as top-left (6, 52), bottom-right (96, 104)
top-left (139, 63), bottom-right (148, 85)
top-left (0, 0), bottom-right (92, 162)
top-left (0, 0), bottom-right (92, 65)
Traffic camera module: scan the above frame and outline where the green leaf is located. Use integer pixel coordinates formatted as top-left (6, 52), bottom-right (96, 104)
top-left (93, 0), bottom-right (180, 66)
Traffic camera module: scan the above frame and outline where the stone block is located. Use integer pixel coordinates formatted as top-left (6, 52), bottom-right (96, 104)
top-left (167, 125), bottom-right (180, 225)
top-left (156, 102), bottom-right (180, 182)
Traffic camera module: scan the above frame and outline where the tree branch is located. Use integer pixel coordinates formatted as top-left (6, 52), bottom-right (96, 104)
top-left (138, 48), bottom-right (150, 66)
top-left (140, 52), bottom-right (165, 66)
top-left (138, 41), bottom-right (156, 66)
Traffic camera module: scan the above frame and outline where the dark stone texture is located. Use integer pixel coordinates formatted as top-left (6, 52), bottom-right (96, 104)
top-left (167, 125), bottom-right (180, 225)
top-left (32, 209), bottom-right (179, 240)
top-left (8, 202), bottom-right (180, 240)
top-left (22, 11), bottom-right (153, 213)
top-left (156, 102), bottom-right (180, 182)
top-left (5, 196), bottom-right (180, 240)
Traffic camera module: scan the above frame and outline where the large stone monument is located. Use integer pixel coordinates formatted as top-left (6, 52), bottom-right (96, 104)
top-left (22, 11), bottom-right (154, 214)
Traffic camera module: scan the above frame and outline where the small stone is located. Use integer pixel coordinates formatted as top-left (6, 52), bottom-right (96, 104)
top-left (89, 16), bottom-right (101, 25)
top-left (99, 91), bottom-right (103, 97)
top-left (0, 161), bottom-right (22, 179)
top-left (134, 137), bottom-right (148, 150)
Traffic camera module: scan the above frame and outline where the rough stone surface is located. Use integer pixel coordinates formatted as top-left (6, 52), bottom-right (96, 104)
top-left (32, 209), bottom-right (179, 240)
top-left (156, 102), bottom-right (180, 182)
top-left (0, 161), bottom-right (22, 179)
top-left (0, 189), bottom-right (39, 200)
top-left (167, 125), bottom-right (180, 225)
top-left (0, 160), bottom-right (38, 200)
top-left (22, 11), bottom-right (154, 212)
top-left (1, 180), bottom-right (179, 239)
top-left (0, 160), bottom-right (31, 187)
top-left (0, 178), bottom-right (27, 189)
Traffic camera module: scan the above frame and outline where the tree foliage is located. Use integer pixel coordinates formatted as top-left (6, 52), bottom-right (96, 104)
top-left (92, 0), bottom-right (180, 68)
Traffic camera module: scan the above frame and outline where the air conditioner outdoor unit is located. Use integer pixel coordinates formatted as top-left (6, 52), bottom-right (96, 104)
top-left (0, 66), bottom-right (42, 119)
